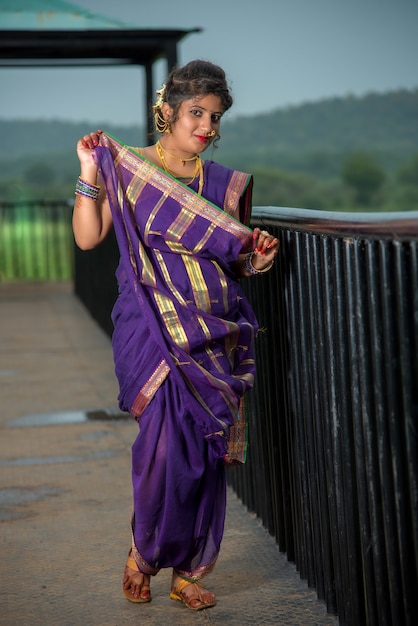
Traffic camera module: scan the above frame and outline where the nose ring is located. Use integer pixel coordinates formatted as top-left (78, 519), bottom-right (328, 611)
top-left (207, 130), bottom-right (216, 137)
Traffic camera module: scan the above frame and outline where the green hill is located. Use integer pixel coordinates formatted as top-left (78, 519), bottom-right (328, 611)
top-left (1, 87), bottom-right (417, 171)
top-left (0, 88), bottom-right (417, 210)
top-left (217, 88), bottom-right (418, 176)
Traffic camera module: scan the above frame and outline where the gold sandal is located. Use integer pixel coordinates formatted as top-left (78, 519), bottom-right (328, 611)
top-left (122, 551), bottom-right (151, 603)
top-left (170, 576), bottom-right (216, 611)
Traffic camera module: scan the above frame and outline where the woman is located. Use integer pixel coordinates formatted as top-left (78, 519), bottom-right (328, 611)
top-left (73, 59), bottom-right (278, 611)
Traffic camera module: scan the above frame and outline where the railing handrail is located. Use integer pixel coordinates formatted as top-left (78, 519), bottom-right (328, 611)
top-left (2, 200), bottom-right (417, 240)
top-left (252, 206), bottom-right (418, 240)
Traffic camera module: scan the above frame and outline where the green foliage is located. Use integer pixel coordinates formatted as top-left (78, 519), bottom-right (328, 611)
top-left (342, 152), bottom-right (386, 205)
top-left (397, 153), bottom-right (418, 185)
top-left (251, 168), bottom-right (325, 209)
top-left (24, 162), bottom-right (56, 186)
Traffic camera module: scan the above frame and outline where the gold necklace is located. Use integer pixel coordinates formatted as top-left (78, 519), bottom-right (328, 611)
top-left (156, 141), bottom-right (204, 195)
top-left (156, 139), bottom-right (198, 166)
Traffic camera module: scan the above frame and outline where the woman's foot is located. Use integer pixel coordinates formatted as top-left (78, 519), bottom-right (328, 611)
top-left (122, 552), bottom-right (151, 603)
top-left (170, 573), bottom-right (216, 610)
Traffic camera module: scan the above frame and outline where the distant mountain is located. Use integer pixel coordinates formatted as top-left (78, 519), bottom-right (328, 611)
top-left (0, 120), bottom-right (144, 160)
top-left (0, 88), bottom-right (417, 178)
top-left (217, 88), bottom-right (418, 175)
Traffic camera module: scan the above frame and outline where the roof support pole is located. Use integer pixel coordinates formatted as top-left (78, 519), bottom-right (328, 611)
top-left (144, 61), bottom-right (154, 145)
top-left (145, 43), bottom-right (179, 145)
top-left (165, 40), bottom-right (178, 72)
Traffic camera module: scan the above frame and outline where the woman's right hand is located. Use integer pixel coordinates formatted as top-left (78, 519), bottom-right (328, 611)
top-left (76, 129), bottom-right (103, 166)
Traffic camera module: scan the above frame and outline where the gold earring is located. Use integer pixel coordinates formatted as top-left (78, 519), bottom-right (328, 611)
top-left (154, 110), bottom-right (171, 134)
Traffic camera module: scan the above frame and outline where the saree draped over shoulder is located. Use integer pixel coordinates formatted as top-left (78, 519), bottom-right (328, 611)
top-left (93, 133), bottom-right (259, 578)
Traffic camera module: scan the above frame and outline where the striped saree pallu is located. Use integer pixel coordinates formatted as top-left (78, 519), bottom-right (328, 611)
top-left (93, 133), bottom-right (258, 463)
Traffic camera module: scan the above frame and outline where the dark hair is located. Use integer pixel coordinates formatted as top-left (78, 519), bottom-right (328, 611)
top-left (164, 59), bottom-right (233, 121)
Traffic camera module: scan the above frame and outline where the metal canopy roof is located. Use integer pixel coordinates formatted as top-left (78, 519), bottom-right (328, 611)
top-left (0, 28), bottom-right (201, 67)
top-left (0, 0), bottom-right (130, 29)
top-left (0, 0), bottom-right (201, 140)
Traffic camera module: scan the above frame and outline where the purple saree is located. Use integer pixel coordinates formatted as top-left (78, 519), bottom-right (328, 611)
top-left (93, 133), bottom-right (258, 578)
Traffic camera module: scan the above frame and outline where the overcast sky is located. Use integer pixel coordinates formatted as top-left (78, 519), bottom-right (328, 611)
top-left (1, 0), bottom-right (417, 126)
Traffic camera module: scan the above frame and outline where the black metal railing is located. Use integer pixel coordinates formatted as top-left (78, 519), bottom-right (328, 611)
top-left (229, 207), bottom-right (418, 626)
top-left (73, 206), bottom-right (418, 626)
top-left (74, 227), bottom-right (119, 337)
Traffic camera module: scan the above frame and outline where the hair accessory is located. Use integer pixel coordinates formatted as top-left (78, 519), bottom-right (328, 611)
top-left (243, 251), bottom-right (274, 275)
top-left (75, 177), bottom-right (100, 200)
top-left (154, 84), bottom-right (166, 109)
top-left (212, 133), bottom-right (221, 149)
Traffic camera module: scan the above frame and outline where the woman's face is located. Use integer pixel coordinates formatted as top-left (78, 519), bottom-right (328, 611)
top-left (164, 94), bottom-right (224, 155)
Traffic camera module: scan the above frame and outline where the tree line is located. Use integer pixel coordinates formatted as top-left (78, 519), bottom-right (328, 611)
top-left (0, 88), bottom-right (417, 211)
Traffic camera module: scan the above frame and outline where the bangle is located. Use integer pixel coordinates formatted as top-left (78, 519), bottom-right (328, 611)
top-left (243, 251), bottom-right (274, 275)
top-left (75, 177), bottom-right (100, 200)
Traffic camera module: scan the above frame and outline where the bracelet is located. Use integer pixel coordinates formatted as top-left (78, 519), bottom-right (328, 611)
top-left (75, 177), bottom-right (100, 200)
top-left (243, 251), bottom-right (274, 275)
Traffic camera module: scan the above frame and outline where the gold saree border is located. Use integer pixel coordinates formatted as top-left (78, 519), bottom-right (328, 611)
top-left (130, 359), bottom-right (171, 418)
top-left (100, 133), bottom-right (253, 247)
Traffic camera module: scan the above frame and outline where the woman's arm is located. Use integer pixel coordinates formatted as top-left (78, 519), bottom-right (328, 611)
top-left (72, 130), bottom-right (113, 250)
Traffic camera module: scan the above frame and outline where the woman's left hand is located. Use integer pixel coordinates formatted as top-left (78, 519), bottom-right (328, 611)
top-left (251, 227), bottom-right (280, 270)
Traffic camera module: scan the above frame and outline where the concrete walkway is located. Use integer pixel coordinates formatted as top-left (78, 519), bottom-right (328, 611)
top-left (0, 281), bottom-right (339, 626)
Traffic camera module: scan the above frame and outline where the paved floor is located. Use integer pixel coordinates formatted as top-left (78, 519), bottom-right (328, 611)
top-left (0, 281), bottom-right (339, 626)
